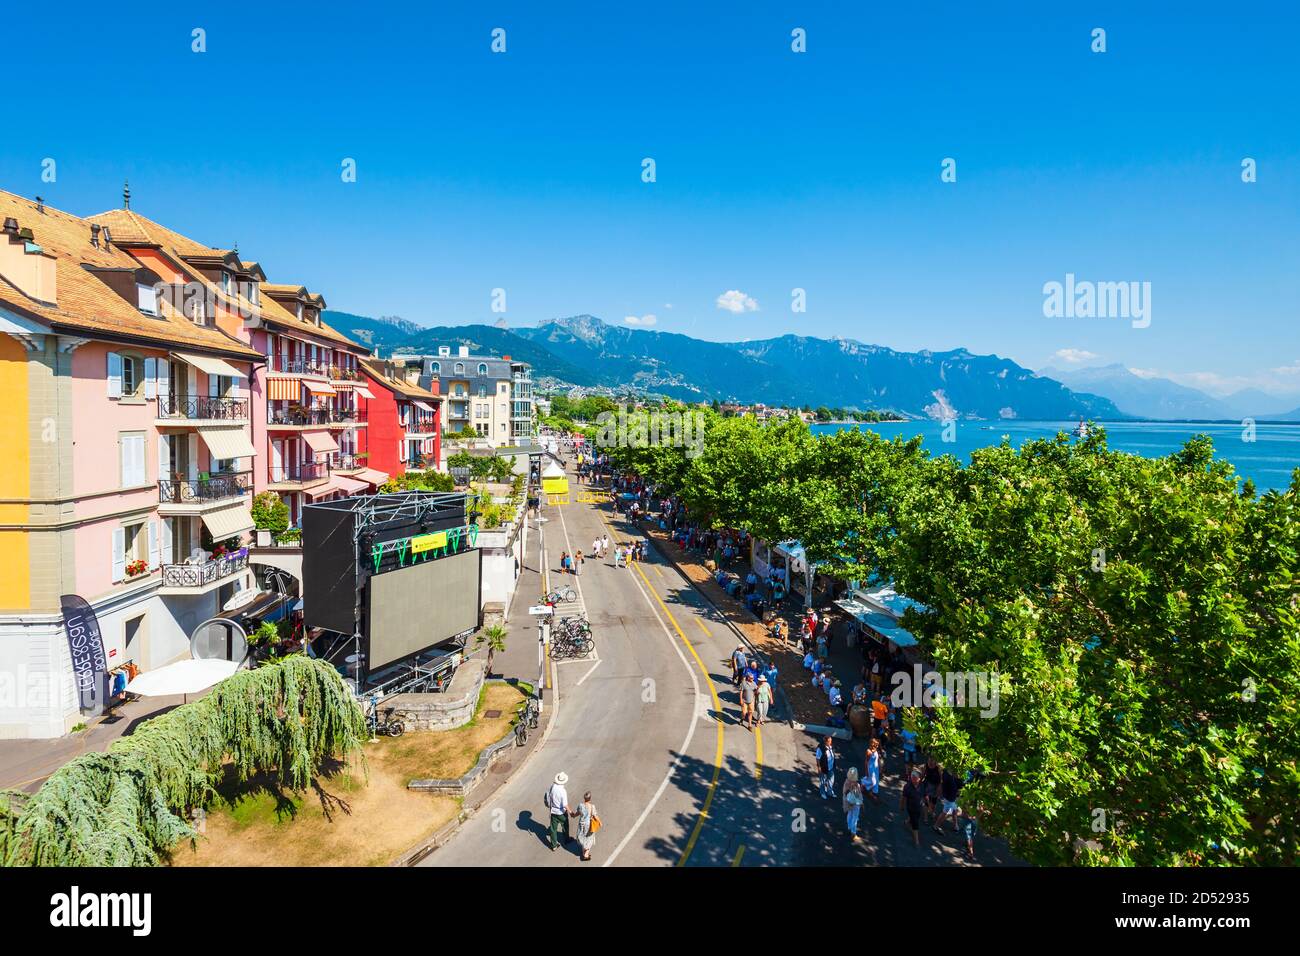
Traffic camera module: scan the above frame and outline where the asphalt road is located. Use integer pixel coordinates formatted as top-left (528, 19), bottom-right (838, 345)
top-left (424, 475), bottom-right (802, 867)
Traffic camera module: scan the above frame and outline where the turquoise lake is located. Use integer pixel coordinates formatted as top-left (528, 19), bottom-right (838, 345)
top-left (813, 420), bottom-right (1300, 493)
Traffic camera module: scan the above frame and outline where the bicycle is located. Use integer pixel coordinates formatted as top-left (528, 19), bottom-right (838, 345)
top-left (515, 696), bottom-right (540, 746)
top-left (369, 704), bottom-right (406, 738)
top-left (546, 585), bottom-right (577, 604)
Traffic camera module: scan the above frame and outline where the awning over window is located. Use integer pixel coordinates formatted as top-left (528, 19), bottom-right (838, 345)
top-left (201, 427), bottom-right (258, 459)
top-left (353, 385), bottom-right (376, 400)
top-left (355, 468), bottom-right (389, 487)
top-left (412, 400), bottom-right (434, 412)
top-left (200, 503), bottom-right (255, 539)
top-left (303, 380), bottom-right (337, 396)
top-left (174, 352), bottom-right (247, 379)
top-left (332, 475), bottom-right (369, 495)
top-left (302, 430), bottom-right (339, 454)
top-left (304, 480), bottom-right (341, 500)
top-left (266, 378), bottom-right (299, 402)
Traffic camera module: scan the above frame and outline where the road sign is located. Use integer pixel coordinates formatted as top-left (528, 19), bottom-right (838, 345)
top-left (528, 605), bottom-right (555, 616)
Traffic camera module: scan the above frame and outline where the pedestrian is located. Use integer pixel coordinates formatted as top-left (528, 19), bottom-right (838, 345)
top-left (740, 669), bottom-right (757, 729)
top-left (922, 757), bottom-right (942, 823)
top-left (574, 549), bottom-right (583, 575)
top-left (572, 791), bottom-right (600, 862)
top-left (933, 766), bottom-right (963, 833)
top-left (592, 537), bottom-right (602, 559)
top-left (864, 737), bottom-right (882, 803)
top-left (815, 735), bottom-right (836, 800)
top-left (843, 766), bottom-right (864, 841)
top-left (546, 772), bottom-right (573, 850)
top-left (731, 644), bottom-right (748, 687)
top-left (560, 551), bottom-right (571, 576)
top-left (901, 769), bottom-right (924, 847)
top-left (960, 806), bottom-right (979, 862)
top-left (602, 534), bottom-right (610, 557)
top-left (756, 674), bottom-right (773, 726)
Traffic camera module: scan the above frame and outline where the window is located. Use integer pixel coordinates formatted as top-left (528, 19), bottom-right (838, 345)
top-left (121, 355), bottom-right (140, 396)
top-left (454, 362), bottom-right (465, 374)
top-left (247, 282), bottom-right (259, 305)
top-left (137, 282), bottom-right (158, 315)
top-left (478, 363), bottom-right (488, 375)
top-left (120, 432), bottom-right (147, 487)
top-left (124, 614), bottom-right (145, 655)
top-left (221, 272), bottom-right (232, 295)
top-left (431, 362), bottom-right (440, 375)
top-left (477, 385), bottom-right (487, 397)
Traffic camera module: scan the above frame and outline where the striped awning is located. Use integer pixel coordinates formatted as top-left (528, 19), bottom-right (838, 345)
top-left (354, 385), bottom-right (376, 400)
top-left (200, 503), bottom-right (255, 539)
top-left (174, 352), bottom-right (247, 379)
top-left (355, 468), bottom-right (389, 487)
top-left (201, 428), bottom-right (257, 459)
top-left (302, 430), bottom-right (340, 454)
top-left (304, 480), bottom-right (341, 500)
top-left (303, 380), bottom-right (337, 396)
top-left (332, 475), bottom-right (369, 495)
top-left (266, 377), bottom-right (299, 402)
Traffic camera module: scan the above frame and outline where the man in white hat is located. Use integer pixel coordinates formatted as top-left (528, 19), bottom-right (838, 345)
top-left (546, 771), bottom-right (572, 850)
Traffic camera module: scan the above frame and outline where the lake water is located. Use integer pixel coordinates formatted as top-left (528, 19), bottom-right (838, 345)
top-left (813, 420), bottom-right (1300, 493)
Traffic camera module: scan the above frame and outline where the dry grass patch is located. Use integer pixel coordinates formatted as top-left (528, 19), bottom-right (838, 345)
top-left (170, 682), bottom-right (527, 867)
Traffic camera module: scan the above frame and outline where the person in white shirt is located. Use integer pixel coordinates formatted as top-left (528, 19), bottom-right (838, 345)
top-left (602, 534), bottom-right (610, 557)
top-left (547, 772), bottom-right (573, 850)
top-left (593, 537), bottom-right (602, 559)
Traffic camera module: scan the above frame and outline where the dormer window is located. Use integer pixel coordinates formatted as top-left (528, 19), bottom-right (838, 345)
top-left (137, 282), bottom-right (159, 316)
top-left (247, 282), bottom-right (259, 305)
top-left (221, 271), bottom-right (232, 295)
top-left (478, 362), bottom-right (488, 375)
top-left (454, 362), bottom-right (465, 375)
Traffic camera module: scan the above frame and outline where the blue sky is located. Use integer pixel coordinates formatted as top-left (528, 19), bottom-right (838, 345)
top-left (4, 1), bottom-right (1298, 396)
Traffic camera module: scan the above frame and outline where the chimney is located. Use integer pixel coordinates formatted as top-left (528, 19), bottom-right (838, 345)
top-left (90, 224), bottom-right (101, 248)
top-left (101, 225), bottom-right (112, 249)
top-left (35, 196), bottom-right (44, 214)
top-left (502, 354), bottom-right (511, 361)
top-left (458, 345), bottom-right (469, 358)
top-left (2, 218), bottom-right (17, 236)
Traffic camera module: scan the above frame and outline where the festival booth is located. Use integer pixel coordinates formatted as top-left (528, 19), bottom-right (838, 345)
top-left (834, 581), bottom-right (925, 660)
top-left (541, 460), bottom-right (569, 497)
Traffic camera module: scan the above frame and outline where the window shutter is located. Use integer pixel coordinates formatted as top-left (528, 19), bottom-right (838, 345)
top-left (161, 517), bottom-right (173, 566)
top-left (156, 357), bottom-right (169, 399)
top-left (398, 441), bottom-right (406, 463)
top-left (187, 434), bottom-right (199, 481)
top-left (112, 527), bottom-right (126, 582)
top-left (148, 520), bottom-right (159, 569)
top-left (107, 351), bottom-right (123, 399)
top-left (158, 434), bottom-right (171, 482)
top-left (143, 357), bottom-right (157, 399)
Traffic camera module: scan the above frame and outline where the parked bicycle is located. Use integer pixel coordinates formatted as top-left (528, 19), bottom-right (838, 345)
top-left (515, 696), bottom-right (540, 746)
top-left (546, 585), bottom-right (577, 604)
top-left (367, 703), bottom-right (406, 738)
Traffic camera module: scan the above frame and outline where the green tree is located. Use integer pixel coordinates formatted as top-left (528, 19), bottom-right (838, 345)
top-left (251, 491), bottom-right (289, 536)
top-left (476, 623), bottom-right (508, 677)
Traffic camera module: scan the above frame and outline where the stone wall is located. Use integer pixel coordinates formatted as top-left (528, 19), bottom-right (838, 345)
top-left (385, 659), bottom-right (485, 731)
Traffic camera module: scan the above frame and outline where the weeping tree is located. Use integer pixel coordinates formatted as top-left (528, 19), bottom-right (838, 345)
top-left (0, 656), bottom-right (367, 867)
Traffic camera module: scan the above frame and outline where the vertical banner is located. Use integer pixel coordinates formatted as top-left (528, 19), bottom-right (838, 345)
top-left (60, 594), bottom-right (108, 714)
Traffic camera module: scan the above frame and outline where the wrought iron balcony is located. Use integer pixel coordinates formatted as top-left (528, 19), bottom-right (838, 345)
top-left (157, 395), bottom-right (248, 421)
top-left (268, 462), bottom-right (329, 483)
top-left (160, 549), bottom-right (248, 589)
top-left (158, 471), bottom-right (251, 504)
top-left (269, 355), bottom-right (326, 376)
top-left (267, 406), bottom-right (367, 427)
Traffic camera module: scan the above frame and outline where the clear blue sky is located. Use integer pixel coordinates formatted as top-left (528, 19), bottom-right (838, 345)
top-left (5, 1), bottom-right (1298, 397)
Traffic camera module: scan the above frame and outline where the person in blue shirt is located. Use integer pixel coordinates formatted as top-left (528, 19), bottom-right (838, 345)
top-left (815, 736), bottom-right (836, 799)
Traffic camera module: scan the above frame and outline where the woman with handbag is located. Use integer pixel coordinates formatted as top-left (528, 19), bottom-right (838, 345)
top-left (572, 791), bottom-right (601, 861)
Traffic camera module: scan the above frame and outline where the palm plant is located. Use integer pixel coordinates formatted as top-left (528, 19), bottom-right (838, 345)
top-left (476, 624), bottom-right (508, 677)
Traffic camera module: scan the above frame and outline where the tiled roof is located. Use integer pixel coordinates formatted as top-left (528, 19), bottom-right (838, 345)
top-left (360, 357), bottom-right (441, 401)
top-left (0, 190), bottom-right (260, 359)
top-left (90, 208), bottom-right (364, 353)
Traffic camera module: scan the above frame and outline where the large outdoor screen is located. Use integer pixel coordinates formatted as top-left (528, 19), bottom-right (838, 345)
top-left (365, 548), bottom-right (481, 671)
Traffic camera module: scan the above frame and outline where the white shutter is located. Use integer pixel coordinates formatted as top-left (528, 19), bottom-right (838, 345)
top-left (107, 351), bottom-right (123, 399)
top-left (148, 520), bottom-right (159, 569)
top-left (398, 441), bottom-right (406, 463)
top-left (112, 527), bottom-right (126, 582)
top-left (187, 434), bottom-right (199, 481)
top-left (158, 434), bottom-right (171, 482)
top-left (156, 358), bottom-right (169, 399)
top-left (161, 517), bottom-right (173, 565)
top-left (271, 441), bottom-right (283, 475)
top-left (133, 435), bottom-right (146, 486)
top-left (143, 357), bottom-right (157, 399)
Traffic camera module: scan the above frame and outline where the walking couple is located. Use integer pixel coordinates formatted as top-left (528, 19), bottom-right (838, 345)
top-left (545, 771), bottom-right (601, 862)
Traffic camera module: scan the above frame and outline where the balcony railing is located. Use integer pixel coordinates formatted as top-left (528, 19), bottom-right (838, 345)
top-left (326, 365), bottom-right (361, 381)
top-left (157, 395), bottom-right (248, 421)
top-left (331, 453), bottom-right (365, 470)
top-left (269, 462), bottom-right (329, 483)
top-left (161, 549), bottom-right (248, 589)
top-left (402, 419), bottom-right (438, 434)
top-left (158, 471), bottom-right (251, 504)
top-left (269, 356), bottom-right (325, 376)
top-left (267, 406), bottom-right (367, 427)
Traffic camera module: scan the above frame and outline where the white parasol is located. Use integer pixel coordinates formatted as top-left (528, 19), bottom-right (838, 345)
top-left (125, 658), bottom-right (240, 702)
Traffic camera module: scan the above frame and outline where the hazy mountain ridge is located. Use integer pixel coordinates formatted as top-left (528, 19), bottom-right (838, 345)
top-left (325, 310), bottom-right (1125, 420)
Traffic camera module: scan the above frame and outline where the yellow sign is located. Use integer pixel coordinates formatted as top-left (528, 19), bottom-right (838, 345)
top-left (411, 531), bottom-right (447, 555)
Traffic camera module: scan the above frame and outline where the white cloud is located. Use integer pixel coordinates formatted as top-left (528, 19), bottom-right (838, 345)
top-left (663, 303), bottom-right (674, 310)
top-left (715, 289), bottom-right (758, 314)
top-left (624, 314), bottom-right (657, 327)
top-left (1053, 348), bottom-right (1099, 364)
top-left (1127, 367), bottom-right (1162, 379)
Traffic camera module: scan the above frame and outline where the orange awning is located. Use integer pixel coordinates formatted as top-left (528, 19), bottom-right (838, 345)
top-left (302, 430), bottom-right (340, 454)
top-left (266, 377), bottom-right (299, 402)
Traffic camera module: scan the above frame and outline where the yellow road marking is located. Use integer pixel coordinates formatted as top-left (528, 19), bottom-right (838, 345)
top-left (754, 723), bottom-right (763, 780)
top-left (653, 564), bottom-right (664, 579)
top-left (732, 844), bottom-right (746, 867)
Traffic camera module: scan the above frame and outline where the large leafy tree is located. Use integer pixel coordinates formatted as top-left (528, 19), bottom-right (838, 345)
top-left (891, 431), bottom-right (1300, 865)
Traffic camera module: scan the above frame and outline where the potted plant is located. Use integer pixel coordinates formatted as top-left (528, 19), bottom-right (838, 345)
top-left (125, 558), bottom-right (149, 579)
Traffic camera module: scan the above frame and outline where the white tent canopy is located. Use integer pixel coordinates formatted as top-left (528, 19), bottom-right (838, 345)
top-left (125, 658), bottom-right (240, 698)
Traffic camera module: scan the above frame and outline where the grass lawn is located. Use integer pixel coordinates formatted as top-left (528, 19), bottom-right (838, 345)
top-left (169, 682), bottom-right (527, 867)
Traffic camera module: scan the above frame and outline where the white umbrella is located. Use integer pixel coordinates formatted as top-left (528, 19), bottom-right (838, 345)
top-left (125, 658), bottom-right (240, 703)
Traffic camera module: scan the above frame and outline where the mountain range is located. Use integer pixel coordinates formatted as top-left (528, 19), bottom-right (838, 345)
top-left (1038, 364), bottom-right (1300, 421)
top-left (326, 311), bottom-right (1124, 420)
